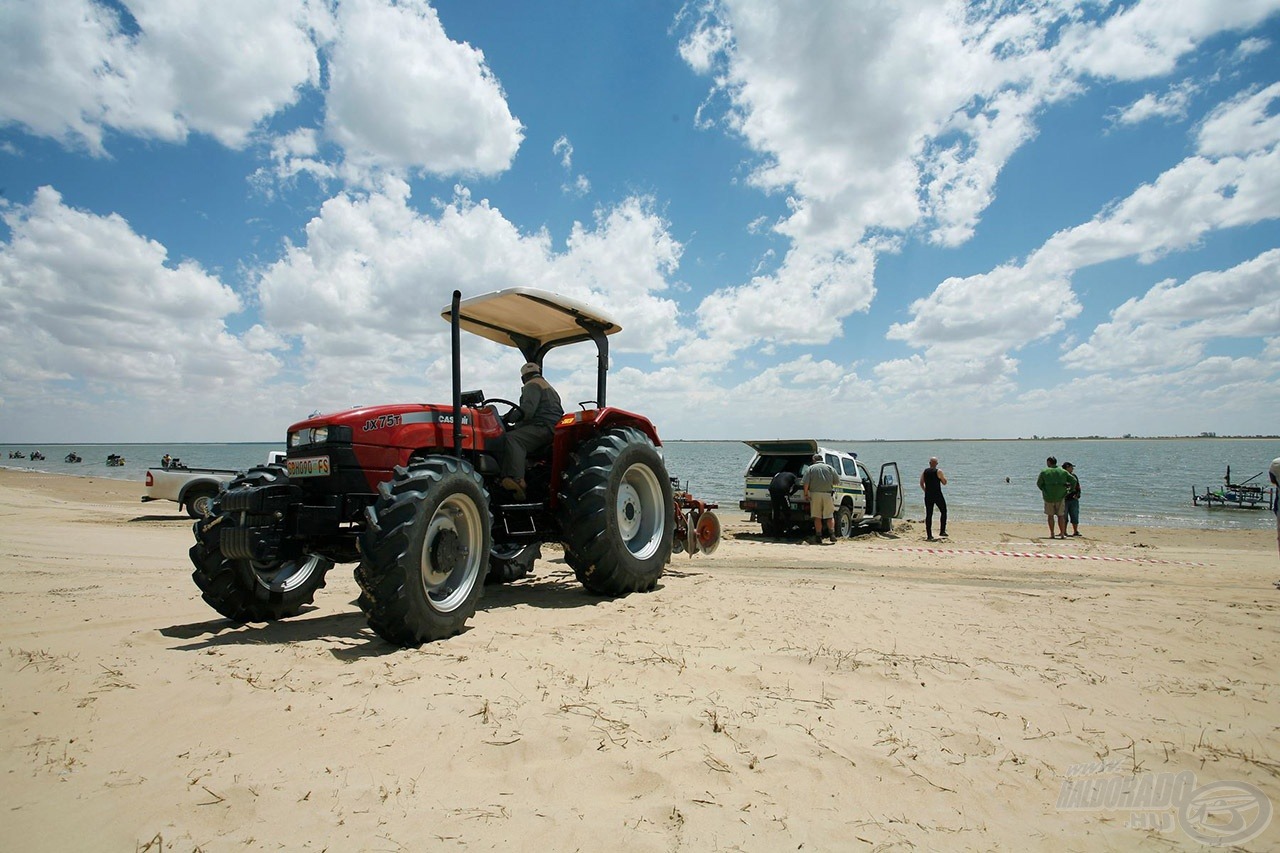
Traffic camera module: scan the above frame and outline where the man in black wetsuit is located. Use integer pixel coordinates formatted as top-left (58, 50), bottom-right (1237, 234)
top-left (919, 456), bottom-right (948, 541)
top-left (768, 469), bottom-right (800, 533)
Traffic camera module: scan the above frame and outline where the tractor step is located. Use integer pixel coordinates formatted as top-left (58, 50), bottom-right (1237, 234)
top-left (496, 502), bottom-right (543, 537)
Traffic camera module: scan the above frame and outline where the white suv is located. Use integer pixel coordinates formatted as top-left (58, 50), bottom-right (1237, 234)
top-left (739, 439), bottom-right (902, 537)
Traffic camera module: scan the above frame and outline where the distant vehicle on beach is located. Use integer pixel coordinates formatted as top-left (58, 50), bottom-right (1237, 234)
top-left (740, 439), bottom-right (903, 537)
top-left (143, 464), bottom-right (241, 518)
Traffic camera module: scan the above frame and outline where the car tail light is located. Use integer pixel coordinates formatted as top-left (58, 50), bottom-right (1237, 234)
top-left (146, 471), bottom-right (153, 486)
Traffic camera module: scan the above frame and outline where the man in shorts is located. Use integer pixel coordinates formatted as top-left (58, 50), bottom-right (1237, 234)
top-left (1036, 456), bottom-right (1073, 539)
top-left (802, 453), bottom-right (839, 544)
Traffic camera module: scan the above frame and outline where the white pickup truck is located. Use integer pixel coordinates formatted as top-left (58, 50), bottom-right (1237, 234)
top-left (739, 439), bottom-right (903, 537)
top-left (141, 452), bottom-right (285, 517)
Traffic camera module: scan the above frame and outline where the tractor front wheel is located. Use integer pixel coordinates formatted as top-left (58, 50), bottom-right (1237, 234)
top-left (189, 466), bottom-right (333, 621)
top-left (356, 458), bottom-right (490, 647)
top-left (487, 543), bottom-right (540, 584)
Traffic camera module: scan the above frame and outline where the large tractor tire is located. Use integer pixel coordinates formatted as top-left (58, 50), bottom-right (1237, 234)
top-left (558, 427), bottom-right (673, 595)
top-left (189, 466), bottom-right (333, 621)
top-left (356, 458), bottom-right (490, 647)
top-left (487, 543), bottom-right (540, 584)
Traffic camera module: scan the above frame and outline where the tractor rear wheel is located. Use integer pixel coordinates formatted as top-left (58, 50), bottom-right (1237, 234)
top-left (558, 427), bottom-right (673, 595)
top-left (356, 458), bottom-right (490, 646)
top-left (189, 466), bottom-right (333, 621)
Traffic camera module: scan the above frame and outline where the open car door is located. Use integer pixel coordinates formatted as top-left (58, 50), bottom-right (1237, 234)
top-left (877, 462), bottom-right (903, 521)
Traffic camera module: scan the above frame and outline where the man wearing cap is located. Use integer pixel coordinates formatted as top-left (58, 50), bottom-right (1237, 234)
top-left (802, 453), bottom-right (839, 544)
top-left (1062, 462), bottom-right (1082, 537)
top-left (498, 362), bottom-right (564, 500)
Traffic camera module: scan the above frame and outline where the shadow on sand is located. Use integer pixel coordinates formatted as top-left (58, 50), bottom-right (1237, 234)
top-left (159, 560), bottom-right (685, 658)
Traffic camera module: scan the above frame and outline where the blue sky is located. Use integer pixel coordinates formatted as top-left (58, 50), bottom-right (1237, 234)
top-left (1, 0), bottom-right (1278, 443)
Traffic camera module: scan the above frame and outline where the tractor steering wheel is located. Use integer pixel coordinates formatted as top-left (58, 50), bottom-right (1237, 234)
top-left (481, 398), bottom-right (524, 427)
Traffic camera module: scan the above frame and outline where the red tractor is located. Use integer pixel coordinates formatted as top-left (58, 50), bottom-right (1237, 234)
top-left (190, 288), bottom-right (717, 646)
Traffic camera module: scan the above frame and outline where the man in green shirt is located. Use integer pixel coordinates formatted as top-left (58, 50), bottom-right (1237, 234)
top-left (1036, 456), bottom-right (1074, 539)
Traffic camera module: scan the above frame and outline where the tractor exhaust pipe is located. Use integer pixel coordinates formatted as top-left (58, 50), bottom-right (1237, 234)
top-left (451, 290), bottom-right (462, 458)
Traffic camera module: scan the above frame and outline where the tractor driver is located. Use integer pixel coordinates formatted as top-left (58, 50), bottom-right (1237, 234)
top-left (498, 361), bottom-right (564, 500)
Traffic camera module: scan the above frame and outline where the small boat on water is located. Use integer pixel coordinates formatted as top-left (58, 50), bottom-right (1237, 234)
top-left (8, 451), bottom-right (26, 459)
top-left (30, 451), bottom-right (45, 460)
top-left (106, 454), bottom-right (126, 467)
top-left (1192, 466), bottom-right (1276, 510)
top-left (65, 452), bottom-right (82, 463)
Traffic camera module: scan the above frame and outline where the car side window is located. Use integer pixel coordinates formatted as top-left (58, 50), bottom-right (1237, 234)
top-left (841, 457), bottom-right (858, 477)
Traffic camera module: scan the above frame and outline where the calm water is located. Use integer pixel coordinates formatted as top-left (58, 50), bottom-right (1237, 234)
top-left (3, 438), bottom-right (1278, 530)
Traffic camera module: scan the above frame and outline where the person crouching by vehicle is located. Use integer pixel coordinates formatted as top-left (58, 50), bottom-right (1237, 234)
top-left (802, 453), bottom-right (839, 544)
top-left (497, 362), bottom-right (563, 500)
top-left (768, 469), bottom-right (800, 534)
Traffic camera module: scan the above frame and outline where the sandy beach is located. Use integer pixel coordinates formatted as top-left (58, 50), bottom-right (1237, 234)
top-left (1, 468), bottom-right (1277, 851)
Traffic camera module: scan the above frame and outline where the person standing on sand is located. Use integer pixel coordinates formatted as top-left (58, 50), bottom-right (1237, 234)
top-left (802, 453), bottom-right (839, 544)
top-left (1062, 462), bottom-right (1081, 537)
top-left (1036, 456), bottom-right (1073, 539)
top-left (919, 456), bottom-right (948, 542)
top-left (1270, 457), bottom-right (1280, 563)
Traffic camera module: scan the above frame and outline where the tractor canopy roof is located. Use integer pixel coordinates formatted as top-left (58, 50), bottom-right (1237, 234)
top-left (441, 287), bottom-right (621, 353)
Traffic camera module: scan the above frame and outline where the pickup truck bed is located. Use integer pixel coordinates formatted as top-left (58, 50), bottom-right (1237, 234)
top-left (142, 467), bottom-right (239, 517)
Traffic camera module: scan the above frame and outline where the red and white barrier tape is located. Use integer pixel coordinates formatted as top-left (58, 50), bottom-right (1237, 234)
top-left (869, 546), bottom-right (1204, 567)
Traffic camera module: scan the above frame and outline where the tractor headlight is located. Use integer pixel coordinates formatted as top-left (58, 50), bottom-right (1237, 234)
top-left (289, 426), bottom-right (330, 447)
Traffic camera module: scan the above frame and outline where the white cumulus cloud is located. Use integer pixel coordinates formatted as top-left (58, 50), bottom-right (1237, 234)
top-left (324, 0), bottom-right (523, 178)
top-left (0, 0), bottom-right (324, 152)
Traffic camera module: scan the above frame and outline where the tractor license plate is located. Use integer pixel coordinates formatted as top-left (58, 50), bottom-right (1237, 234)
top-left (288, 456), bottom-right (331, 478)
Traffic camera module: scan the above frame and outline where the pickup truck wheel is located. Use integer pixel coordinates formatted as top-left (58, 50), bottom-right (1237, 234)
top-left (835, 506), bottom-right (853, 538)
top-left (558, 427), bottom-right (673, 595)
top-left (185, 486), bottom-right (218, 518)
top-left (488, 543), bottom-right (540, 584)
top-left (356, 458), bottom-right (489, 647)
top-left (188, 465), bottom-right (334, 621)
